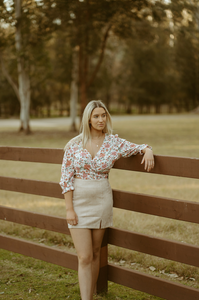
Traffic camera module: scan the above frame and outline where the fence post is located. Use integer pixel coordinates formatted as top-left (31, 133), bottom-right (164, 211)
top-left (96, 228), bottom-right (108, 294)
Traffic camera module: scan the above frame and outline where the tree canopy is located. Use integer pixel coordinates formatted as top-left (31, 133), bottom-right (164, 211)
top-left (0, 0), bottom-right (199, 129)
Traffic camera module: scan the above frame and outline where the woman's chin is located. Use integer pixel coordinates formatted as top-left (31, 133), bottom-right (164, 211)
top-left (98, 125), bottom-right (105, 129)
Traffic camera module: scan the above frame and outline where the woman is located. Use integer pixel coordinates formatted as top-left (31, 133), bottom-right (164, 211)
top-left (60, 100), bottom-right (154, 300)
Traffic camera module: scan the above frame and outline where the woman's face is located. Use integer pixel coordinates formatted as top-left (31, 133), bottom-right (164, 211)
top-left (90, 107), bottom-right (107, 132)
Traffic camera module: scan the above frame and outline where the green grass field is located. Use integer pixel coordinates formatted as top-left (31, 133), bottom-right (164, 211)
top-left (0, 114), bottom-right (199, 299)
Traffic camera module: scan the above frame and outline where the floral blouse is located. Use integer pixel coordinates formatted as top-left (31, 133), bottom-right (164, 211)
top-left (59, 134), bottom-right (149, 194)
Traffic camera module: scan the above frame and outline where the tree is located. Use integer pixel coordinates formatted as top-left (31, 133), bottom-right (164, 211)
top-left (41, 0), bottom-right (158, 116)
top-left (2, 0), bottom-right (199, 120)
top-left (15, 0), bottom-right (31, 133)
top-left (70, 46), bottom-right (79, 131)
top-left (0, 0), bottom-right (60, 132)
top-left (166, 0), bottom-right (199, 110)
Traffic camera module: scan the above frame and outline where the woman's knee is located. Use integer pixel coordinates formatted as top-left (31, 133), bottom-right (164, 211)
top-left (93, 246), bottom-right (101, 261)
top-left (78, 253), bottom-right (93, 266)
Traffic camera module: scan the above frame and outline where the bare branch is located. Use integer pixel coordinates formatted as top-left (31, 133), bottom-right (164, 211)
top-left (0, 54), bottom-right (20, 102)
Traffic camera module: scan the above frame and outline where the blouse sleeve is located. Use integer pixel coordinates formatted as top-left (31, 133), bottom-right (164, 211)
top-left (114, 134), bottom-right (151, 158)
top-left (59, 145), bottom-right (75, 194)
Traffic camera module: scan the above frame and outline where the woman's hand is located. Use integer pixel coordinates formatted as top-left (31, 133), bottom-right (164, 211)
top-left (66, 209), bottom-right (78, 226)
top-left (141, 148), bottom-right (155, 172)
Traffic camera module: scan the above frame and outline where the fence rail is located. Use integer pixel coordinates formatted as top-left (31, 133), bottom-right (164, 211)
top-left (0, 146), bottom-right (199, 299)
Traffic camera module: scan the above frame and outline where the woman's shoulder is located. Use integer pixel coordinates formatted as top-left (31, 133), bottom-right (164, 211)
top-left (105, 133), bottom-right (124, 146)
top-left (106, 133), bottom-right (126, 146)
top-left (106, 133), bottom-right (120, 141)
top-left (64, 134), bottom-right (82, 151)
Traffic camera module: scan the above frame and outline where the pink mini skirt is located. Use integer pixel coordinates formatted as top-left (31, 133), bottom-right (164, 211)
top-left (68, 178), bottom-right (113, 229)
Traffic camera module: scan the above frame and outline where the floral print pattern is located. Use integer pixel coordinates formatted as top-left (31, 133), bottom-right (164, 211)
top-left (59, 134), bottom-right (149, 194)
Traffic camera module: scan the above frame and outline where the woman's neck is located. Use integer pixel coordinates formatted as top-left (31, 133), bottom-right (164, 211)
top-left (90, 129), bottom-right (104, 139)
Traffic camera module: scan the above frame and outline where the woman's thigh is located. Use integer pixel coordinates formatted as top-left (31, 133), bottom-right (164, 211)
top-left (70, 228), bottom-right (93, 259)
top-left (70, 228), bottom-right (106, 258)
top-left (92, 229), bottom-right (106, 252)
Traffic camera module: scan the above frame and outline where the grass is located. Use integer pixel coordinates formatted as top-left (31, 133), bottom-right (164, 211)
top-left (0, 114), bottom-right (199, 299)
top-left (0, 248), bottom-right (165, 300)
top-left (0, 248), bottom-right (80, 300)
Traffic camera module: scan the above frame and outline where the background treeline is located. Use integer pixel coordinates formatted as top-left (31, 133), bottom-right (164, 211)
top-left (0, 0), bottom-right (199, 124)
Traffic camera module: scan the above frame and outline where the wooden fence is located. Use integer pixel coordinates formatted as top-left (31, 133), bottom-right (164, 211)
top-left (0, 146), bottom-right (199, 299)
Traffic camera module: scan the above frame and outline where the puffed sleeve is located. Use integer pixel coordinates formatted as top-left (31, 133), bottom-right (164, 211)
top-left (114, 134), bottom-right (151, 158)
top-left (59, 145), bottom-right (75, 194)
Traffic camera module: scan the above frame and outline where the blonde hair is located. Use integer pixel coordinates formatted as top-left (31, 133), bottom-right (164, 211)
top-left (64, 100), bottom-right (112, 150)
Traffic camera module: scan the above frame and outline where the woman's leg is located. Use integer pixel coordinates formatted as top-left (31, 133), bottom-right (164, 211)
top-left (70, 228), bottom-right (93, 300)
top-left (91, 228), bottom-right (106, 294)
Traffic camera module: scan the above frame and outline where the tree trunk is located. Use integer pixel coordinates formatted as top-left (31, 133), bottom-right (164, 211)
top-left (105, 92), bottom-right (110, 111)
top-left (155, 104), bottom-right (161, 114)
top-left (70, 46), bottom-right (79, 132)
top-left (18, 69), bottom-right (31, 132)
top-left (47, 104), bottom-right (51, 118)
top-left (59, 95), bottom-right (63, 117)
top-left (126, 102), bottom-right (131, 114)
top-left (176, 103), bottom-right (182, 113)
top-left (146, 104), bottom-right (151, 114)
top-left (168, 103), bottom-right (173, 114)
top-left (79, 80), bottom-right (87, 117)
top-left (78, 22), bottom-right (112, 116)
top-left (79, 42), bottom-right (88, 117)
top-left (138, 104), bottom-right (144, 114)
top-left (15, 0), bottom-right (31, 134)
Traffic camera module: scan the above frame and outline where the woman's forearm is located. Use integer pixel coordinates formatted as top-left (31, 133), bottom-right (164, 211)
top-left (64, 190), bottom-right (78, 225)
top-left (64, 191), bottom-right (74, 211)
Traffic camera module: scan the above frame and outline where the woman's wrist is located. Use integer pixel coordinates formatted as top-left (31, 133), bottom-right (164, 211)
top-left (66, 207), bottom-right (74, 212)
top-left (141, 146), bottom-right (152, 154)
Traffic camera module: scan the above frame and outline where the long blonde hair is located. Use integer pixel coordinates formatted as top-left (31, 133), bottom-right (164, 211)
top-left (64, 100), bottom-right (112, 150)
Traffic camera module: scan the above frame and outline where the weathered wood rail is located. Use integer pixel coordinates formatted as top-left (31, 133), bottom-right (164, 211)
top-left (0, 146), bottom-right (199, 300)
